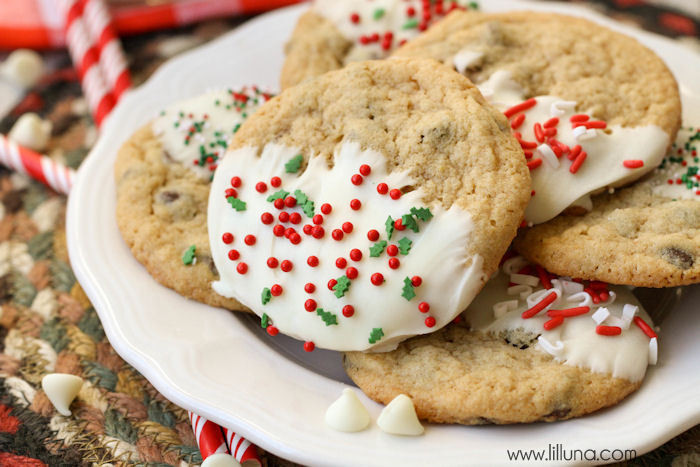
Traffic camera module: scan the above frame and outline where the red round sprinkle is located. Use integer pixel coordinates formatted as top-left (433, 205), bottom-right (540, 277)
top-left (425, 316), bottom-right (436, 328)
top-left (377, 183), bottom-right (388, 195)
top-left (389, 189), bottom-right (402, 200)
top-left (386, 244), bottom-right (398, 256)
top-left (367, 229), bottom-right (380, 241)
top-left (406, 6), bottom-right (416, 16)
top-left (270, 176), bottom-right (281, 187)
top-left (312, 225), bottom-right (325, 239)
top-left (342, 305), bottom-right (355, 317)
top-left (230, 176), bottom-right (241, 187)
top-left (371, 273), bottom-right (384, 286)
top-left (225, 188), bottom-right (237, 198)
top-left (418, 302), bottom-right (430, 313)
top-left (272, 224), bottom-right (285, 237)
top-left (342, 222), bottom-right (354, 233)
top-left (332, 229), bottom-right (344, 241)
top-left (394, 219), bottom-right (405, 231)
top-left (351, 174), bottom-right (363, 185)
top-left (312, 214), bottom-right (324, 225)
top-left (267, 257), bottom-right (278, 268)
top-left (304, 283), bottom-right (316, 293)
top-left (261, 212), bottom-right (274, 225)
top-left (270, 284), bottom-right (283, 296)
top-left (321, 203), bottom-right (332, 215)
top-left (350, 12), bottom-right (360, 23)
top-left (244, 235), bottom-right (256, 246)
top-left (284, 196), bottom-right (297, 208)
top-left (290, 233), bottom-right (302, 244)
top-left (255, 182), bottom-right (267, 193)
top-left (349, 199), bottom-right (361, 210)
top-left (273, 198), bottom-right (285, 210)
top-left (303, 224), bottom-right (313, 235)
top-left (280, 260), bottom-right (293, 272)
top-left (228, 249), bottom-right (240, 260)
top-left (349, 249), bottom-right (362, 261)
top-left (388, 257), bottom-right (400, 269)
top-left (266, 325), bottom-right (278, 336)
top-left (336, 257), bottom-right (347, 269)
top-left (307, 256), bottom-right (319, 267)
top-left (411, 276), bottom-right (422, 287)
top-left (346, 267), bottom-right (358, 279)
top-left (236, 262), bottom-right (248, 274)
top-left (278, 211), bottom-right (290, 223)
top-left (289, 212), bottom-right (302, 224)
top-left (304, 299), bottom-right (317, 312)
top-left (303, 341), bottom-right (315, 352)
top-left (327, 278), bottom-right (337, 290)
top-left (222, 232), bottom-right (234, 244)
top-left (284, 227), bottom-right (295, 238)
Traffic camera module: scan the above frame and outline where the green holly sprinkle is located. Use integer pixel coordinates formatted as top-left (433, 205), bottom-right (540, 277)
top-left (182, 245), bottom-right (196, 265)
top-left (285, 154), bottom-right (303, 173)
top-left (369, 327), bottom-right (384, 344)
top-left (369, 240), bottom-right (388, 257)
top-left (398, 237), bottom-right (413, 255)
top-left (373, 8), bottom-right (385, 20)
top-left (294, 189), bottom-right (308, 205)
top-left (316, 308), bottom-right (338, 326)
top-left (227, 197), bottom-right (247, 211)
top-left (302, 200), bottom-right (315, 217)
top-left (386, 215), bottom-right (395, 240)
top-left (401, 277), bottom-right (416, 301)
top-left (401, 213), bottom-right (419, 233)
top-left (402, 18), bottom-right (419, 29)
top-left (266, 189), bottom-right (289, 202)
top-left (261, 287), bottom-right (272, 305)
top-left (410, 206), bottom-right (433, 222)
top-left (261, 313), bottom-right (269, 328)
top-left (333, 275), bottom-right (352, 298)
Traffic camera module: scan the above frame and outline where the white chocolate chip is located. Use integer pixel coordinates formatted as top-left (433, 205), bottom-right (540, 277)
top-left (536, 143), bottom-right (559, 169)
top-left (591, 307), bottom-right (610, 325)
top-left (324, 388), bottom-right (371, 433)
top-left (0, 49), bottom-right (44, 89)
top-left (621, 304), bottom-right (638, 330)
top-left (9, 113), bottom-right (52, 151)
top-left (377, 394), bottom-right (424, 436)
top-left (648, 337), bottom-right (658, 365)
top-left (201, 453), bottom-right (241, 467)
top-left (41, 373), bottom-right (83, 416)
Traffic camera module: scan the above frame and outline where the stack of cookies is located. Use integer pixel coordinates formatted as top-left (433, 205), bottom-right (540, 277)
top-left (115, 0), bottom-right (692, 428)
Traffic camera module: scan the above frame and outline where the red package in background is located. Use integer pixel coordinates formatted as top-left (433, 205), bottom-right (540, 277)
top-left (0, 0), bottom-right (304, 50)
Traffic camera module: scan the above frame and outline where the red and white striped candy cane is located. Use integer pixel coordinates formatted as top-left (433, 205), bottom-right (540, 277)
top-left (0, 135), bottom-right (74, 195)
top-left (59, 0), bottom-right (116, 127)
top-left (189, 411), bottom-right (229, 460)
top-left (81, 0), bottom-right (132, 100)
top-left (224, 427), bottom-right (261, 466)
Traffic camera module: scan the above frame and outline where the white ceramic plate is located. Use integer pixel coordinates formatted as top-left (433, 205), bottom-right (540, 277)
top-left (67, 2), bottom-right (700, 465)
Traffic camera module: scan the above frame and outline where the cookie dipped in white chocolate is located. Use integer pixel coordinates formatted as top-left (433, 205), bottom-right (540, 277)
top-left (208, 141), bottom-right (487, 351)
top-left (453, 65), bottom-right (669, 224)
top-left (464, 256), bottom-right (658, 382)
top-left (312, 0), bottom-right (476, 63)
top-left (151, 87), bottom-right (272, 178)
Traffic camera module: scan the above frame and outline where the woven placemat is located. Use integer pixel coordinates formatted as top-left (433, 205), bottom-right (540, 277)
top-left (0, 2), bottom-right (698, 465)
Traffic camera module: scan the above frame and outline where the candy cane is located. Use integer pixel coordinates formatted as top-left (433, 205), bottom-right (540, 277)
top-left (189, 411), bottom-right (229, 460)
top-left (223, 427), bottom-right (261, 466)
top-left (0, 135), bottom-right (74, 195)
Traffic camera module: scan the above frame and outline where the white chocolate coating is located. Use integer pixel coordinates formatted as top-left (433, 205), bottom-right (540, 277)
top-left (151, 88), bottom-right (270, 178)
top-left (376, 394), bottom-right (424, 436)
top-left (313, 0), bottom-right (474, 63)
top-left (464, 258), bottom-right (657, 382)
top-left (325, 388), bottom-right (371, 432)
top-left (456, 63), bottom-right (670, 224)
top-left (41, 373), bottom-right (83, 416)
top-left (209, 142), bottom-right (486, 351)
